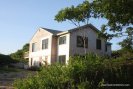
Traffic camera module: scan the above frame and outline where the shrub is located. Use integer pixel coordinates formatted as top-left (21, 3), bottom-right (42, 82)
top-left (28, 66), bottom-right (41, 71)
top-left (0, 54), bottom-right (18, 67)
top-left (14, 53), bottom-right (133, 89)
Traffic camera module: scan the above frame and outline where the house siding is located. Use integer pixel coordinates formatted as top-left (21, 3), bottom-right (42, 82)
top-left (57, 34), bottom-right (70, 64)
top-left (51, 36), bottom-right (58, 64)
top-left (69, 27), bottom-right (110, 56)
top-left (28, 24), bottom-right (111, 67)
top-left (29, 28), bottom-right (53, 67)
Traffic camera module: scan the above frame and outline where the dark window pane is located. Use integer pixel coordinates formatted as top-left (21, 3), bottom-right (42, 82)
top-left (42, 39), bottom-right (48, 49)
top-left (77, 36), bottom-right (88, 48)
top-left (59, 36), bottom-right (66, 45)
top-left (58, 55), bottom-right (66, 64)
top-left (32, 43), bottom-right (37, 52)
top-left (96, 39), bottom-right (101, 50)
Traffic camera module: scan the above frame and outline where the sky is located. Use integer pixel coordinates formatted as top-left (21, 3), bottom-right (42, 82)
top-left (0, 0), bottom-right (123, 54)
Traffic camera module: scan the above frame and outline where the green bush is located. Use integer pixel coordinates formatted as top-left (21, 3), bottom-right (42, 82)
top-left (0, 54), bottom-right (18, 67)
top-left (14, 53), bottom-right (133, 89)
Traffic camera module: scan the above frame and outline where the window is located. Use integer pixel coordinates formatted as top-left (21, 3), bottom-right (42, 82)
top-left (32, 43), bottom-right (37, 52)
top-left (59, 36), bottom-right (66, 45)
top-left (96, 39), bottom-right (101, 50)
top-left (58, 55), bottom-right (66, 64)
top-left (77, 36), bottom-right (88, 48)
top-left (42, 39), bottom-right (48, 49)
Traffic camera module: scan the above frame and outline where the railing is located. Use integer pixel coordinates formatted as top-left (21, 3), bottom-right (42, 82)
top-left (24, 51), bottom-right (29, 59)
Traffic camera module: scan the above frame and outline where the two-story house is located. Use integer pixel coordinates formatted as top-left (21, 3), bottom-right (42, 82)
top-left (29, 24), bottom-right (111, 67)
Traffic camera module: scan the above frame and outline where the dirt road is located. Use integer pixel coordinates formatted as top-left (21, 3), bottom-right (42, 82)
top-left (0, 69), bottom-right (36, 89)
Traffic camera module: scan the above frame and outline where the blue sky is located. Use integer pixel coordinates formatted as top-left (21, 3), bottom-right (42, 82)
top-left (0, 0), bottom-right (123, 54)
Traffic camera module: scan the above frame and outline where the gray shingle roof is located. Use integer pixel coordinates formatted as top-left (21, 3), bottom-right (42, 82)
top-left (68, 24), bottom-right (99, 33)
top-left (41, 27), bottom-right (62, 35)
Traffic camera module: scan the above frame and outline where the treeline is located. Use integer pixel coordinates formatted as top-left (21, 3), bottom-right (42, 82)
top-left (0, 54), bottom-right (17, 67)
top-left (0, 43), bottom-right (29, 66)
top-left (10, 43), bottom-right (29, 63)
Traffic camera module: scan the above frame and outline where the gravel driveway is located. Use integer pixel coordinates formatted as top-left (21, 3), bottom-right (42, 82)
top-left (0, 69), bottom-right (36, 89)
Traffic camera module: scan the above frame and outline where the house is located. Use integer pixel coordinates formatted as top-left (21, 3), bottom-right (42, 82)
top-left (29, 24), bottom-right (111, 67)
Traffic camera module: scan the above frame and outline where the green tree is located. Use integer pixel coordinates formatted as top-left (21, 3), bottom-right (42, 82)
top-left (93, 0), bottom-right (133, 32)
top-left (55, 1), bottom-right (93, 26)
top-left (22, 43), bottom-right (29, 52)
top-left (119, 27), bottom-right (133, 50)
top-left (10, 43), bottom-right (29, 62)
top-left (0, 54), bottom-right (17, 66)
top-left (92, 0), bottom-right (133, 49)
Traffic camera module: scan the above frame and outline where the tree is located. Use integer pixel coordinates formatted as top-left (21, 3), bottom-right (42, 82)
top-left (55, 1), bottom-right (93, 26)
top-left (22, 43), bottom-right (29, 52)
top-left (0, 54), bottom-right (17, 66)
top-left (92, 0), bottom-right (133, 49)
top-left (93, 0), bottom-right (133, 32)
top-left (119, 27), bottom-right (133, 50)
top-left (10, 43), bottom-right (29, 62)
top-left (55, 1), bottom-right (94, 54)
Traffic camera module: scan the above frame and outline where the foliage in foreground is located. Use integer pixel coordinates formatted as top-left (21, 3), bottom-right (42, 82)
top-left (14, 53), bottom-right (133, 89)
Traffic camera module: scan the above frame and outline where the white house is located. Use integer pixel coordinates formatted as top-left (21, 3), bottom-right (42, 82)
top-left (29, 24), bottom-right (111, 67)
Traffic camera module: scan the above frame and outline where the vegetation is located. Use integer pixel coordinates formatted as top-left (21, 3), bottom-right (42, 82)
top-left (10, 43), bottom-right (29, 63)
top-left (0, 54), bottom-right (18, 67)
top-left (14, 53), bottom-right (133, 89)
top-left (0, 67), bottom-right (20, 73)
top-left (93, 0), bottom-right (133, 32)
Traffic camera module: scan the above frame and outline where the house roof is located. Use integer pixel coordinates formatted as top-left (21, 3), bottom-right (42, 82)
top-left (56, 24), bottom-right (99, 35)
top-left (33, 24), bottom-right (101, 36)
top-left (30, 24), bottom-right (111, 44)
top-left (68, 24), bottom-right (99, 33)
top-left (41, 27), bottom-right (62, 35)
top-left (106, 42), bottom-right (112, 45)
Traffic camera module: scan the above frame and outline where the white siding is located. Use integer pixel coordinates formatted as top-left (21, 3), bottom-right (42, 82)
top-left (57, 34), bottom-right (70, 64)
top-left (29, 28), bottom-right (53, 67)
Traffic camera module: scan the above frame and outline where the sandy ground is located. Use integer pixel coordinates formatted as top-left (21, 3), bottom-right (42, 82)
top-left (0, 69), bottom-right (36, 89)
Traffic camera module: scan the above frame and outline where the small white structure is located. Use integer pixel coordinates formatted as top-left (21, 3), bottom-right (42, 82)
top-left (29, 24), bottom-right (112, 67)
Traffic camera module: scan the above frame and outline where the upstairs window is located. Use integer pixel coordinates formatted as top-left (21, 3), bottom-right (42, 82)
top-left (32, 43), bottom-right (37, 52)
top-left (96, 39), bottom-right (101, 50)
top-left (77, 36), bottom-right (88, 48)
top-left (59, 36), bottom-right (66, 45)
top-left (42, 39), bottom-right (48, 49)
top-left (58, 55), bottom-right (66, 64)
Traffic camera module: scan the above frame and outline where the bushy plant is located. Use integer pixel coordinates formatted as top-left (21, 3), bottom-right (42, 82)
top-left (14, 53), bottom-right (133, 89)
top-left (0, 54), bottom-right (18, 66)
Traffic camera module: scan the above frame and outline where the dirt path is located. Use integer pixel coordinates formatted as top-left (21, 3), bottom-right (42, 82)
top-left (0, 69), bottom-right (36, 89)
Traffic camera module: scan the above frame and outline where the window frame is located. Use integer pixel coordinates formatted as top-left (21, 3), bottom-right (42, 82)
top-left (42, 38), bottom-right (49, 49)
top-left (77, 35), bottom-right (88, 48)
top-left (59, 36), bottom-right (66, 45)
top-left (58, 55), bottom-right (66, 64)
top-left (96, 39), bottom-right (102, 50)
top-left (32, 42), bottom-right (37, 52)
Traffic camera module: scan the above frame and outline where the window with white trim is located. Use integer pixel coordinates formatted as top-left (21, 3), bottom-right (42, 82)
top-left (58, 55), bottom-right (66, 64)
top-left (32, 43), bottom-right (37, 52)
top-left (42, 39), bottom-right (48, 49)
top-left (59, 36), bottom-right (66, 45)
